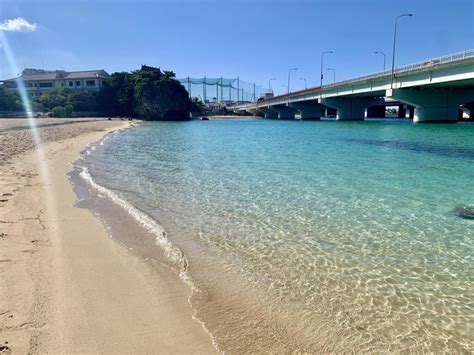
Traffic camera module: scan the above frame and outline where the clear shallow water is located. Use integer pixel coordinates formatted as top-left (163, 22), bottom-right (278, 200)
top-left (78, 119), bottom-right (473, 352)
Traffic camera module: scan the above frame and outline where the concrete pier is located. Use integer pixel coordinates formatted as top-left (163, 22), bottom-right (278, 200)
top-left (258, 106), bottom-right (279, 119)
top-left (320, 97), bottom-right (383, 120)
top-left (269, 105), bottom-right (296, 120)
top-left (388, 88), bottom-right (474, 123)
top-left (289, 101), bottom-right (324, 120)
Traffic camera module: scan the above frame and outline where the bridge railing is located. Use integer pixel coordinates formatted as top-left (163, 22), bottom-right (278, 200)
top-left (323, 48), bottom-right (474, 90)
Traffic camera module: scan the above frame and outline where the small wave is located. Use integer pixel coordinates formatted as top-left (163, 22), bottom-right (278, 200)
top-left (78, 165), bottom-right (195, 289)
top-left (74, 125), bottom-right (222, 352)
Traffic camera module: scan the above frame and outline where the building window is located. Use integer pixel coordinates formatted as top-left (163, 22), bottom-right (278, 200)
top-left (76, 81), bottom-right (81, 86)
top-left (39, 82), bottom-right (53, 88)
top-left (69, 81), bottom-right (73, 87)
top-left (27, 83), bottom-right (33, 87)
top-left (34, 83), bottom-right (38, 87)
top-left (86, 80), bottom-right (95, 87)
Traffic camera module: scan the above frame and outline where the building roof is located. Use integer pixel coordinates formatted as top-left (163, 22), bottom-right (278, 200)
top-left (65, 70), bottom-right (109, 79)
top-left (4, 69), bottom-right (110, 82)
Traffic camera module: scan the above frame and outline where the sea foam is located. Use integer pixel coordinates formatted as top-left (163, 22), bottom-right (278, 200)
top-left (78, 164), bottom-right (195, 288)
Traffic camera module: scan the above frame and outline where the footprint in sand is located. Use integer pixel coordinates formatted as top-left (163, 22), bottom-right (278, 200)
top-left (0, 342), bottom-right (11, 353)
top-left (1, 193), bottom-right (12, 197)
top-left (0, 199), bottom-right (8, 207)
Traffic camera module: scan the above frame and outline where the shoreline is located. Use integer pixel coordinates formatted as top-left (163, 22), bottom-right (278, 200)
top-left (0, 119), bottom-right (216, 353)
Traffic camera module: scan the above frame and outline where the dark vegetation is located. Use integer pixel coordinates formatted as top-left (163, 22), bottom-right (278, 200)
top-left (0, 87), bottom-right (22, 111)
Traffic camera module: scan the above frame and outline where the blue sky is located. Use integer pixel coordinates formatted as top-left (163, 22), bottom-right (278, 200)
top-left (1, 0), bottom-right (473, 94)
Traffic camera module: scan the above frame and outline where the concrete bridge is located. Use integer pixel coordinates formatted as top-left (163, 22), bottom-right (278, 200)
top-left (231, 49), bottom-right (474, 123)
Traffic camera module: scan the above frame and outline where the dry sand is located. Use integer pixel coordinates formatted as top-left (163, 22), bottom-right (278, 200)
top-left (0, 118), bottom-right (216, 353)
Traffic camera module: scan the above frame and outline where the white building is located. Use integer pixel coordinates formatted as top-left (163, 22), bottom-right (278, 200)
top-left (3, 68), bottom-right (110, 98)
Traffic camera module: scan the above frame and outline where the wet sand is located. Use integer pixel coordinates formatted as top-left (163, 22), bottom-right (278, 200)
top-left (0, 118), bottom-right (216, 353)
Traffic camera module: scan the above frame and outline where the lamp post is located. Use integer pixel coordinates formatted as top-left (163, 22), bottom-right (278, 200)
top-left (327, 68), bottom-right (336, 84)
top-left (320, 51), bottom-right (333, 89)
top-left (300, 77), bottom-right (307, 89)
top-left (391, 13), bottom-right (413, 89)
top-left (287, 68), bottom-right (297, 95)
top-left (268, 77), bottom-right (276, 93)
top-left (375, 51), bottom-right (386, 71)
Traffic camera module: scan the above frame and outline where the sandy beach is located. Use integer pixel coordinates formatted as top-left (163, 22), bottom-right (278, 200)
top-left (0, 119), bottom-right (216, 353)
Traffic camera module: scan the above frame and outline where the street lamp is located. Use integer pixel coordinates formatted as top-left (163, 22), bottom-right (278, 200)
top-left (327, 68), bottom-right (336, 84)
top-left (268, 77), bottom-right (276, 93)
top-left (287, 68), bottom-right (297, 95)
top-left (391, 13), bottom-right (413, 89)
top-left (300, 77), bottom-right (307, 89)
top-left (320, 50), bottom-right (333, 90)
top-left (375, 51), bottom-right (386, 71)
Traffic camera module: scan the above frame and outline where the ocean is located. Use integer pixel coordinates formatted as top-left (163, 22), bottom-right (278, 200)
top-left (70, 118), bottom-right (473, 352)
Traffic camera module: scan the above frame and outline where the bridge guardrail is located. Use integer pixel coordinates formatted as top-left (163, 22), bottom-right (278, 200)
top-left (323, 49), bottom-right (474, 90)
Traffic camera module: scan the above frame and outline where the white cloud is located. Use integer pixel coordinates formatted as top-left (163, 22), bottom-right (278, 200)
top-left (0, 17), bottom-right (38, 32)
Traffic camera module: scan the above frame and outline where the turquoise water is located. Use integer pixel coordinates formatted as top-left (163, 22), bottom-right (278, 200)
top-left (80, 119), bottom-right (473, 352)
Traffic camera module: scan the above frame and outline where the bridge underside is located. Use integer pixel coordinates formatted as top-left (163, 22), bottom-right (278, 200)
top-left (320, 97), bottom-right (384, 120)
top-left (257, 105), bottom-right (297, 119)
top-left (388, 87), bottom-right (474, 123)
top-left (289, 101), bottom-right (324, 120)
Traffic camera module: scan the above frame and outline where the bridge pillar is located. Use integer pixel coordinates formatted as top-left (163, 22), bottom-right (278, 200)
top-left (387, 88), bottom-right (474, 123)
top-left (289, 101), bottom-right (324, 120)
top-left (259, 107), bottom-right (279, 119)
top-left (320, 97), bottom-right (383, 120)
top-left (270, 105), bottom-right (296, 120)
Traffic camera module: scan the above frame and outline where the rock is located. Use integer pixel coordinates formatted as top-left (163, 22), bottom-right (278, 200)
top-left (453, 205), bottom-right (474, 220)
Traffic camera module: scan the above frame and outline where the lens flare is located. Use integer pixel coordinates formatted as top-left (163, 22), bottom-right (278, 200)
top-left (0, 30), bottom-right (58, 230)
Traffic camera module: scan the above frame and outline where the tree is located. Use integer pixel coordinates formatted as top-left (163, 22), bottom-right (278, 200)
top-left (97, 72), bottom-right (134, 116)
top-left (35, 88), bottom-right (71, 112)
top-left (50, 104), bottom-right (73, 117)
top-left (131, 65), bottom-right (193, 120)
top-left (69, 91), bottom-right (98, 112)
top-left (34, 88), bottom-right (99, 117)
top-left (0, 88), bottom-right (22, 111)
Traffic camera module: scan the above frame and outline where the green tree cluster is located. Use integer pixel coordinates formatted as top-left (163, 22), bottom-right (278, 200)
top-left (99, 65), bottom-right (196, 120)
top-left (35, 88), bottom-right (101, 117)
top-left (35, 88), bottom-right (74, 116)
top-left (0, 88), bottom-right (22, 111)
